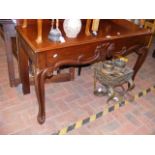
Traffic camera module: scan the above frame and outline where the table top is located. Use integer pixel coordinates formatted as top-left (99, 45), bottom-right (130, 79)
top-left (16, 19), bottom-right (152, 53)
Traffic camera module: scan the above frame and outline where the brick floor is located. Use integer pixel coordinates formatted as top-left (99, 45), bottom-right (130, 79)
top-left (0, 35), bottom-right (155, 135)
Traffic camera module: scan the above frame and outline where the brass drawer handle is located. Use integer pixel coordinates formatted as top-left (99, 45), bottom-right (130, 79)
top-left (53, 53), bottom-right (58, 58)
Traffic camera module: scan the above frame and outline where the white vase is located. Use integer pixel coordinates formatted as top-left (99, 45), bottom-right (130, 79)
top-left (63, 19), bottom-right (82, 38)
top-left (134, 19), bottom-right (140, 25)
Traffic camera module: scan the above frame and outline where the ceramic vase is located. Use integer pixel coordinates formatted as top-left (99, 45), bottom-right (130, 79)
top-left (63, 19), bottom-right (82, 38)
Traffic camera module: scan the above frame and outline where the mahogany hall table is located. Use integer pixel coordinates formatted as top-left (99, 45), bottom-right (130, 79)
top-left (16, 19), bottom-right (151, 124)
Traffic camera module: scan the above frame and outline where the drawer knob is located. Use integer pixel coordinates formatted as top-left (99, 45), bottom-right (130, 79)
top-left (53, 53), bottom-right (58, 58)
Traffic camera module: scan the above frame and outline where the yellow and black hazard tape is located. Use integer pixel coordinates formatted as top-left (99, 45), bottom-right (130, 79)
top-left (52, 85), bottom-right (155, 135)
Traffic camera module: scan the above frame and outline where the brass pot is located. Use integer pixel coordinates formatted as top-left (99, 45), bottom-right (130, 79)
top-left (103, 61), bottom-right (114, 71)
top-left (114, 59), bottom-right (126, 68)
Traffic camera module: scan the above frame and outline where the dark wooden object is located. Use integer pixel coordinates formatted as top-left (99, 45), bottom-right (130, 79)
top-left (16, 19), bottom-right (151, 124)
top-left (0, 19), bottom-right (52, 87)
top-left (0, 19), bottom-right (20, 87)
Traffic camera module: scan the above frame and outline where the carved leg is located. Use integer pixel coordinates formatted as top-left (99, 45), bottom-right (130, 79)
top-left (17, 37), bottom-right (30, 94)
top-left (133, 46), bottom-right (148, 80)
top-left (34, 70), bottom-right (46, 124)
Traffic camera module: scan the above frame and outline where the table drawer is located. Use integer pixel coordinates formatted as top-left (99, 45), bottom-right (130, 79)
top-left (106, 36), bottom-right (147, 57)
top-left (46, 43), bottom-right (107, 67)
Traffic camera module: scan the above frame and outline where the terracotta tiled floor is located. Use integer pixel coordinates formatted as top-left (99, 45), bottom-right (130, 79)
top-left (0, 36), bottom-right (155, 135)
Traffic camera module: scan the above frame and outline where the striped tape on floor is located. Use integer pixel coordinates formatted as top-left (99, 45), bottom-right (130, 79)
top-left (52, 85), bottom-right (155, 135)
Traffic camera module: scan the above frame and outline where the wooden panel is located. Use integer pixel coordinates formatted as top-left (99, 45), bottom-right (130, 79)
top-left (46, 42), bottom-right (103, 66)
